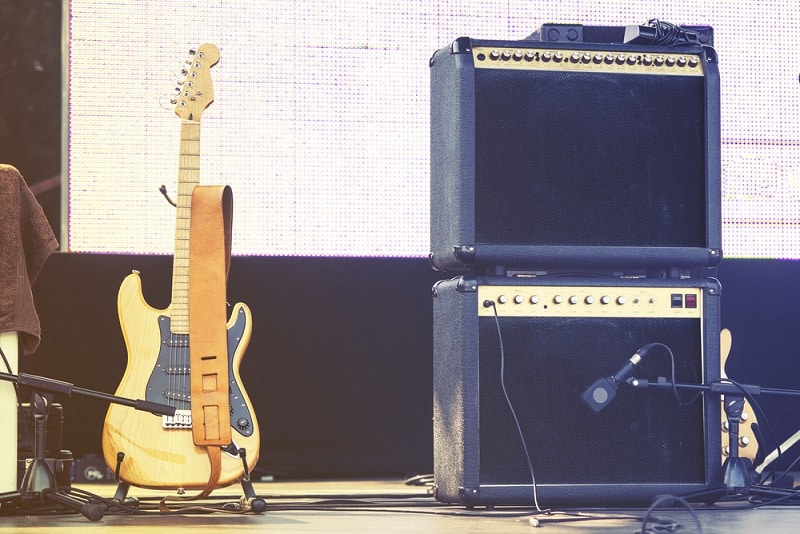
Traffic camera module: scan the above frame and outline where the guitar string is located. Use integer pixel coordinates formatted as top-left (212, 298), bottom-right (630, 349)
top-left (175, 120), bottom-right (200, 418)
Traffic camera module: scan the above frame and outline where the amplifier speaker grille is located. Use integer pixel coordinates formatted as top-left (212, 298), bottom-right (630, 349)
top-left (432, 276), bottom-right (722, 506)
top-left (429, 37), bottom-right (721, 272)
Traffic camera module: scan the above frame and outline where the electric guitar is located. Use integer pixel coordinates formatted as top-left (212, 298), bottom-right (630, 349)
top-left (102, 44), bottom-right (260, 489)
top-left (720, 328), bottom-right (758, 463)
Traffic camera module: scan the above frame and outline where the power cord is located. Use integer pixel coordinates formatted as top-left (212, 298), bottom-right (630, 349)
top-left (645, 19), bottom-right (701, 46)
top-left (484, 300), bottom-right (545, 513)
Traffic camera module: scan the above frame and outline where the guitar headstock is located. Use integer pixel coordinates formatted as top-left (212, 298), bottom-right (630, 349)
top-left (173, 43), bottom-right (220, 121)
top-left (719, 328), bottom-right (760, 463)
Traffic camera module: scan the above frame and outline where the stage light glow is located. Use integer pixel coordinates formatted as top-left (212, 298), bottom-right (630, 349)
top-left (67, 1), bottom-right (800, 258)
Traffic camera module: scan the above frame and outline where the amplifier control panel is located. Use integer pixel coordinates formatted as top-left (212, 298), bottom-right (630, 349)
top-left (472, 46), bottom-right (705, 76)
top-left (478, 285), bottom-right (705, 318)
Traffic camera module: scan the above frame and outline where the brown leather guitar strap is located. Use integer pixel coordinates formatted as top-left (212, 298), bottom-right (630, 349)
top-left (183, 184), bottom-right (233, 500)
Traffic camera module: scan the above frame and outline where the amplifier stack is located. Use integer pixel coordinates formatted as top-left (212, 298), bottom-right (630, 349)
top-left (429, 25), bottom-right (723, 506)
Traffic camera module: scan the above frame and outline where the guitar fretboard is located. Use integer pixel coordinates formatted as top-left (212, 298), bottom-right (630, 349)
top-left (170, 120), bottom-right (201, 334)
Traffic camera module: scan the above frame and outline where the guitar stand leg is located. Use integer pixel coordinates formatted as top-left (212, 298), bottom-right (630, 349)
top-left (110, 452), bottom-right (138, 509)
top-left (237, 447), bottom-right (266, 513)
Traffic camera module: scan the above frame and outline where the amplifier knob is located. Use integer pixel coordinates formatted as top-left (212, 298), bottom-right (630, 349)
top-left (497, 295), bottom-right (508, 304)
top-left (490, 49), bottom-right (500, 60)
top-left (627, 55), bottom-right (638, 65)
top-left (553, 295), bottom-right (564, 304)
top-left (604, 54), bottom-right (615, 64)
top-left (666, 56), bottom-right (676, 66)
top-left (593, 53), bottom-right (604, 63)
top-left (530, 295), bottom-right (539, 304)
top-left (525, 51), bottom-right (536, 61)
top-left (570, 52), bottom-right (581, 63)
top-left (553, 52), bottom-right (563, 62)
top-left (542, 51), bottom-right (552, 61)
top-left (501, 50), bottom-right (512, 60)
top-left (616, 54), bottom-right (626, 64)
top-left (600, 296), bottom-right (611, 305)
top-left (581, 52), bottom-right (592, 63)
top-left (616, 296), bottom-right (626, 305)
top-left (569, 295), bottom-right (579, 304)
top-left (677, 56), bottom-right (688, 66)
top-left (513, 295), bottom-right (524, 304)
top-left (585, 296), bottom-right (595, 304)
top-left (654, 55), bottom-right (665, 66)
top-left (642, 54), bottom-right (653, 65)
top-left (513, 50), bottom-right (523, 61)
top-left (689, 56), bottom-right (699, 67)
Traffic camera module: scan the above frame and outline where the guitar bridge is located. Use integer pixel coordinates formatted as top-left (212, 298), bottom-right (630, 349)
top-left (162, 409), bottom-right (192, 429)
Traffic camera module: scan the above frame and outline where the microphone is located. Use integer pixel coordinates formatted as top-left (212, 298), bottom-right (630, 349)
top-left (581, 344), bottom-right (652, 412)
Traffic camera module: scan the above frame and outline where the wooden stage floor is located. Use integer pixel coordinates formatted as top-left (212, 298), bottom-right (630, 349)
top-left (3, 478), bottom-right (800, 533)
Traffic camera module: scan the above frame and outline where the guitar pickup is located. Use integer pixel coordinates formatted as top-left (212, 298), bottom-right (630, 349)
top-left (164, 365), bottom-right (190, 375)
top-left (163, 409), bottom-right (193, 429)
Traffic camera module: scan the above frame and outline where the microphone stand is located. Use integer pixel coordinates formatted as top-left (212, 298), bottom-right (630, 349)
top-left (0, 371), bottom-right (175, 521)
top-left (627, 376), bottom-right (800, 505)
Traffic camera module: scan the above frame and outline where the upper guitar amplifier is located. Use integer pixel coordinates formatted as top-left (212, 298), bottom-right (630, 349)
top-left (429, 36), bottom-right (721, 273)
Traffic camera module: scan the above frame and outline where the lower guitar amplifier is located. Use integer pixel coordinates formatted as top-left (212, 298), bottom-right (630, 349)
top-left (432, 275), bottom-right (722, 506)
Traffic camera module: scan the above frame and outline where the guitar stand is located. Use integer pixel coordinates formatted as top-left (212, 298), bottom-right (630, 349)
top-left (628, 377), bottom-right (800, 506)
top-left (0, 391), bottom-right (107, 521)
top-left (110, 446), bottom-right (266, 513)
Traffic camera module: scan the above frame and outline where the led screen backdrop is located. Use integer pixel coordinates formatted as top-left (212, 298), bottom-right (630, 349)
top-left (67, 1), bottom-right (800, 258)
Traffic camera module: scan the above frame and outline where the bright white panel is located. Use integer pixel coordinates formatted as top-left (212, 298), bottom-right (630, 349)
top-left (67, 1), bottom-right (800, 258)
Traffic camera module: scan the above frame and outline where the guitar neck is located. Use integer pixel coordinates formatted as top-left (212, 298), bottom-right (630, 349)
top-left (170, 120), bottom-right (202, 334)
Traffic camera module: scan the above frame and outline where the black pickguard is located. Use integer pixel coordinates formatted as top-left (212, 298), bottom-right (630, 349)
top-left (145, 306), bottom-right (255, 437)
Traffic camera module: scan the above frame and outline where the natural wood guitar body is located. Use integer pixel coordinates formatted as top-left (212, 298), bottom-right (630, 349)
top-left (102, 271), bottom-right (259, 489)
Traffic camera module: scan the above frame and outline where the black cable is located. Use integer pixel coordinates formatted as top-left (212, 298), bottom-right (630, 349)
top-left (646, 19), bottom-right (699, 46)
top-left (643, 342), bottom-right (704, 406)
top-left (0, 345), bottom-right (25, 444)
top-left (744, 478), bottom-right (800, 508)
top-left (485, 301), bottom-right (545, 513)
top-left (0, 347), bottom-right (12, 374)
top-left (403, 473), bottom-right (433, 487)
top-left (641, 494), bottom-right (702, 534)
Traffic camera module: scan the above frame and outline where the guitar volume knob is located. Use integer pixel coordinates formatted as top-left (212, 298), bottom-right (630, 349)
top-left (236, 417), bottom-right (251, 431)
